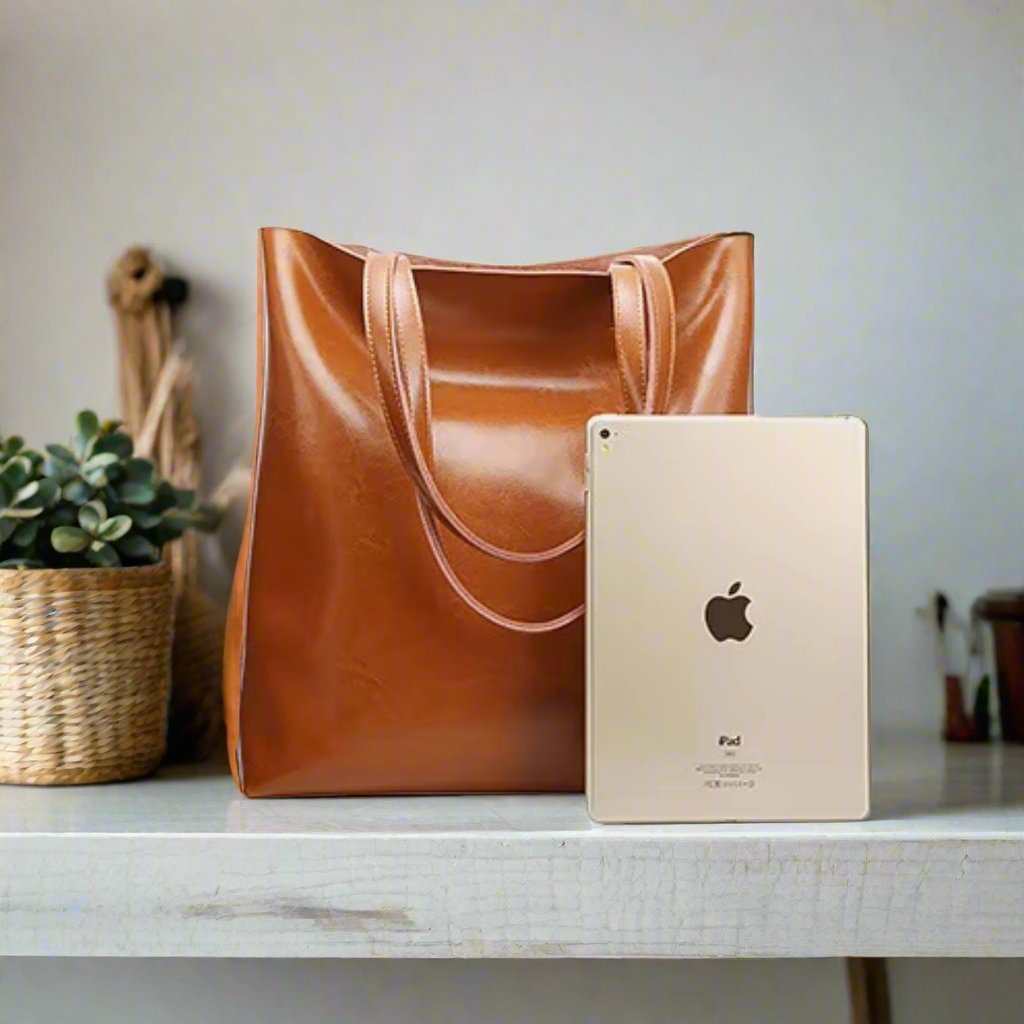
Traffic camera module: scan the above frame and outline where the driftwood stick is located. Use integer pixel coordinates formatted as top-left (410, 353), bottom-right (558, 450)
top-left (135, 346), bottom-right (188, 460)
top-left (107, 248), bottom-right (204, 594)
top-left (107, 246), bottom-right (231, 761)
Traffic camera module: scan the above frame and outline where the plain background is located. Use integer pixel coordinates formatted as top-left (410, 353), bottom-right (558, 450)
top-left (1, 1), bottom-right (1021, 1020)
top-left (2, 1), bottom-right (1022, 730)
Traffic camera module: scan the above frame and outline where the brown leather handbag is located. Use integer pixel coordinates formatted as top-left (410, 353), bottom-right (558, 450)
top-left (224, 229), bottom-right (753, 796)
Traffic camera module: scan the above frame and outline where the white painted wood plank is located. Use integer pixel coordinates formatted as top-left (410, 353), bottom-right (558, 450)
top-left (1, 735), bottom-right (1022, 957)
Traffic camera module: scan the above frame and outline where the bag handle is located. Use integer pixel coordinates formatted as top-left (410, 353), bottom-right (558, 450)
top-left (610, 255), bottom-right (677, 414)
top-left (363, 250), bottom-right (675, 630)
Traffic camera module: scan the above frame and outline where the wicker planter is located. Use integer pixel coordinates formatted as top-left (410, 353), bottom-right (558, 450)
top-left (0, 562), bottom-right (174, 785)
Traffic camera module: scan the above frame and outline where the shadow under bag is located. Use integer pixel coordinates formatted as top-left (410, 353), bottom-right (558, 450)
top-left (224, 229), bottom-right (754, 796)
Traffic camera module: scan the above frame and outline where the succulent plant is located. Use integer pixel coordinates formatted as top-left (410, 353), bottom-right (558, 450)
top-left (0, 436), bottom-right (57, 551)
top-left (0, 411), bottom-right (220, 570)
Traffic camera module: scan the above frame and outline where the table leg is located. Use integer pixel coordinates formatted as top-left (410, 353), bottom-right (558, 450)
top-left (846, 957), bottom-right (891, 1024)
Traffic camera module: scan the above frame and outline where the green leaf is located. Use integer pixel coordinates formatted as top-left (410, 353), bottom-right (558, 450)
top-left (127, 507), bottom-right (162, 529)
top-left (2, 436), bottom-right (24, 457)
top-left (172, 487), bottom-right (196, 508)
top-left (46, 444), bottom-right (77, 464)
top-left (154, 480), bottom-right (178, 511)
top-left (82, 466), bottom-right (110, 487)
top-left (51, 525), bottom-right (90, 553)
top-left (45, 458), bottom-right (78, 484)
top-left (0, 506), bottom-right (43, 519)
top-left (14, 478), bottom-right (57, 510)
top-left (12, 520), bottom-right (39, 547)
top-left (0, 557), bottom-right (45, 569)
top-left (0, 519), bottom-right (16, 543)
top-left (75, 410), bottom-right (100, 443)
top-left (85, 540), bottom-right (120, 567)
top-left (62, 479), bottom-right (94, 505)
top-left (82, 452), bottom-right (119, 473)
top-left (163, 504), bottom-right (222, 533)
top-left (93, 432), bottom-right (133, 459)
top-left (78, 500), bottom-right (107, 533)
top-left (33, 478), bottom-right (60, 508)
top-left (21, 452), bottom-right (44, 474)
top-left (116, 533), bottom-right (159, 562)
top-left (157, 512), bottom-right (190, 532)
top-left (1, 457), bottom-right (31, 490)
top-left (13, 481), bottom-right (38, 505)
top-left (123, 458), bottom-right (156, 484)
top-left (119, 482), bottom-right (156, 506)
top-left (98, 514), bottom-right (132, 542)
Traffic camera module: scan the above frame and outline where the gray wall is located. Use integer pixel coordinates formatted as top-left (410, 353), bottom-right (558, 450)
top-left (2, 0), bottom-right (1021, 729)
top-left (1, 2), bottom-right (1022, 1018)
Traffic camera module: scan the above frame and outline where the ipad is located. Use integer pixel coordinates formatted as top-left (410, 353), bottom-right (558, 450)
top-left (585, 415), bottom-right (869, 823)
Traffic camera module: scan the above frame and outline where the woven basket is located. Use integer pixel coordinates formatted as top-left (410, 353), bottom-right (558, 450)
top-left (0, 563), bottom-right (174, 785)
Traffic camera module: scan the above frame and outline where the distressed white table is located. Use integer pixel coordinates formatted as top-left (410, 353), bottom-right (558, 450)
top-left (1, 733), bottom-right (1022, 958)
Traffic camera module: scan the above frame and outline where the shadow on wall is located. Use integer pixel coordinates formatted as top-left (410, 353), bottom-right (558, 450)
top-left (173, 265), bottom-right (252, 604)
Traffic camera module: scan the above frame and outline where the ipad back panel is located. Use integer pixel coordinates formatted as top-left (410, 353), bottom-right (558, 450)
top-left (586, 416), bottom-right (869, 822)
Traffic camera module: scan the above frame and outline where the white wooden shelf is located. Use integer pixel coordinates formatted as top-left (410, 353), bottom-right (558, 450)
top-left (1, 733), bottom-right (1022, 958)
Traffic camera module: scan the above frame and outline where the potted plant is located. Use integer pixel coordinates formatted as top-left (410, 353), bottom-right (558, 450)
top-left (0, 411), bottom-right (218, 785)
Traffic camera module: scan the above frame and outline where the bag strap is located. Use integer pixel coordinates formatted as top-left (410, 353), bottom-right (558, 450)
top-left (610, 255), bottom-right (677, 413)
top-left (363, 250), bottom-right (675, 631)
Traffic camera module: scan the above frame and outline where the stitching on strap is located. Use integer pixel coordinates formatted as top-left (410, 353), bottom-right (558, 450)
top-left (633, 271), bottom-right (647, 405)
top-left (402, 258), bottom-right (435, 455)
top-left (364, 255), bottom-right (410, 476)
top-left (610, 267), bottom-right (635, 413)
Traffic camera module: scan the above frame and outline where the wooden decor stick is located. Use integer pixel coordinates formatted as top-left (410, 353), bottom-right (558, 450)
top-left (107, 248), bottom-right (221, 761)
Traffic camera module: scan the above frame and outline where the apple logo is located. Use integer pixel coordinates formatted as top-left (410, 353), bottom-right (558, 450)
top-left (704, 582), bottom-right (754, 642)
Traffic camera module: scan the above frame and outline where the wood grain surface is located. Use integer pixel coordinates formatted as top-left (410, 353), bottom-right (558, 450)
top-left (1, 734), bottom-right (1022, 958)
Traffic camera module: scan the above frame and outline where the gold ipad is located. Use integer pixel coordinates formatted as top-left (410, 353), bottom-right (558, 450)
top-left (586, 415), bottom-right (869, 823)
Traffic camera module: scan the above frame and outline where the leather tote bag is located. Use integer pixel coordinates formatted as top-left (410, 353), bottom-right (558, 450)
top-left (224, 228), bottom-right (753, 796)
